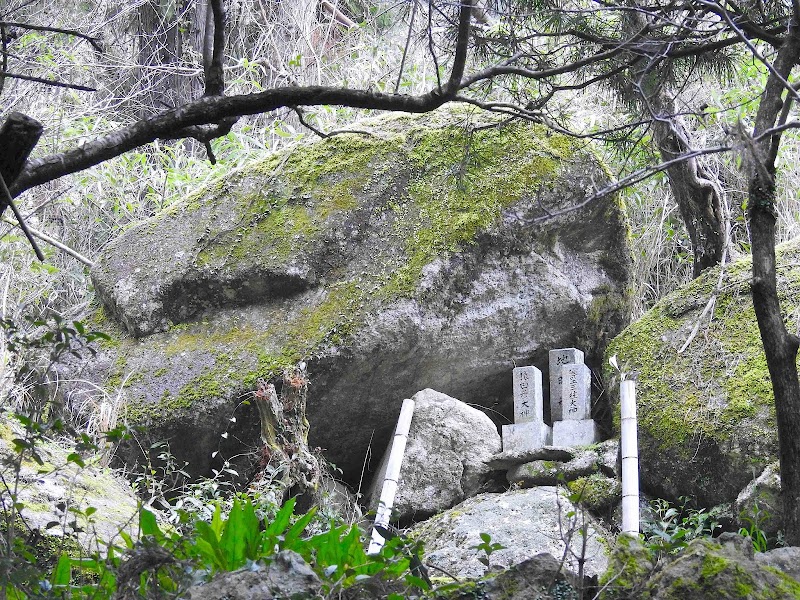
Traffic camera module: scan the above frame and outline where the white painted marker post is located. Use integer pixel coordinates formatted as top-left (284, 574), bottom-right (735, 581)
top-left (620, 380), bottom-right (640, 535)
top-left (368, 398), bottom-right (415, 554)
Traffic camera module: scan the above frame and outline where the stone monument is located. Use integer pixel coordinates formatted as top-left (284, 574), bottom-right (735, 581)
top-left (501, 366), bottom-right (552, 452)
top-left (549, 348), bottom-right (599, 446)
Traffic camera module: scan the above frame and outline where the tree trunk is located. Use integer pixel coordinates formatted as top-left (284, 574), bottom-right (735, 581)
top-left (651, 97), bottom-right (725, 277)
top-left (749, 175), bottom-right (800, 545)
top-left (747, 19), bottom-right (800, 546)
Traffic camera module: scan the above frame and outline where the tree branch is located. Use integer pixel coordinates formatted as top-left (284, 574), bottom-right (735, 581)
top-left (10, 0), bottom-right (476, 198)
top-left (0, 21), bottom-right (103, 52)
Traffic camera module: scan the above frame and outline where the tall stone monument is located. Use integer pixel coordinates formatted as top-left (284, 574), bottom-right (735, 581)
top-left (502, 366), bottom-right (552, 452)
top-left (548, 348), bottom-right (599, 446)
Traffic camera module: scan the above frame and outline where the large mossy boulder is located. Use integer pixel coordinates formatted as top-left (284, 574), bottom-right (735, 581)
top-left (83, 110), bottom-right (631, 483)
top-left (600, 534), bottom-right (800, 599)
top-left (604, 239), bottom-right (800, 509)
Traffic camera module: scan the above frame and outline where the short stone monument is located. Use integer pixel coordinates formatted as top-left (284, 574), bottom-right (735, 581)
top-left (502, 366), bottom-right (552, 452)
top-left (549, 348), bottom-right (584, 421)
top-left (552, 361), bottom-right (599, 446)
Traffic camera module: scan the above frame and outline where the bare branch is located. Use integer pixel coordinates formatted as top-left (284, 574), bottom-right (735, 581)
top-left (0, 216), bottom-right (93, 266)
top-left (0, 173), bottom-right (42, 261)
top-left (0, 21), bottom-right (103, 52)
top-left (0, 72), bottom-right (96, 92)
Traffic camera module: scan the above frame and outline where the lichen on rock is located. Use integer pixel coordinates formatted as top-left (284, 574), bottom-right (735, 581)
top-left (77, 109), bottom-right (632, 483)
top-left (603, 238), bottom-right (800, 509)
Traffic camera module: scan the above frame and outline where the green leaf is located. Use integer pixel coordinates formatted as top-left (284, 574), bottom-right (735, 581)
top-left (139, 508), bottom-right (161, 538)
top-left (219, 498), bottom-right (260, 570)
top-left (51, 553), bottom-right (72, 587)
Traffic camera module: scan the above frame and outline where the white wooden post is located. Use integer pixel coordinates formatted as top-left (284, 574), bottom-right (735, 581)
top-left (620, 380), bottom-right (640, 535)
top-left (368, 398), bottom-right (415, 554)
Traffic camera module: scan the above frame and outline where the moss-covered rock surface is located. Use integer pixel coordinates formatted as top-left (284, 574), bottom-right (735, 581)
top-left (600, 535), bottom-right (800, 599)
top-left (83, 110), bottom-right (631, 482)
top-left (604, 240), bottom-right (800, 507)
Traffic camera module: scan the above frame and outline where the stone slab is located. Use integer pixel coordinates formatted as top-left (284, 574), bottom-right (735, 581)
top-left (561, 363), bottom-right (591, 420)
top-left (549, 348), bottom-right (584, 421)
top-left (513, 366), bottom-right (543, 424)
top-left (502, 421), bottom-right (553, 453)
top-left (485, 446), bottom-right (576, 470)
top-left (552, 419), bottom-right (599, 447)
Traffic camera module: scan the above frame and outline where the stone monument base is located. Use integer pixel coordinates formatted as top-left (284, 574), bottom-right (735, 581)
top-left (502, 421), bottom-right (553, 453)
top-left (552, 419), bottom-right (599, 447)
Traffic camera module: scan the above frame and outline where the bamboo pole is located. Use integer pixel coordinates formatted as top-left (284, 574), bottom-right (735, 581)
top-left (621, 380), bottom-right (640, 535)
top-left (368, 397), bottom-right (415, 554)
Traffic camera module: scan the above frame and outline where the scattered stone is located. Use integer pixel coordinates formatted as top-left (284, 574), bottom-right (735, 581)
top-left (596, 439), bottom-right (620, 478)
top-left (567, 474), bottom-right (622, 516)
top-left (366, 389), bottom-right (501, 522)
top-left (735, 461), bottom-right (782, 541)
top-left (485, 446), bottom-right (576, 470)
top-left (549, 348), bottom-right (584, 421)
top-left (412, 487), bottom-right (610, 581)
top-left (506, 448), bottom-right (599, 487)
top-left (184, 550), bottom-right (321, 600)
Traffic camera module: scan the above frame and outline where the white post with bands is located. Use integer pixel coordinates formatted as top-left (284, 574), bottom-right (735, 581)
top-left (621, 380), bottom-right (640, 535)
top-left (368, 397), bottom-right (415, 554)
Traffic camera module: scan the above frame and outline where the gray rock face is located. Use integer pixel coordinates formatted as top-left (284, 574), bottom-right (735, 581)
top-left (756, 546), bottom-right (800, 582)
top-left (604, 535), bottom-right (800, 599)
top-left (184, 550), bottom-right (321, 600)
top-left (604, 240), bottom-right (800, 509)
top-left (366, 389), bottom-right (501, 522)
top-left (0, 420), bottom-right (139, 549)
top-left (80, 111), bottom-right (631, 483)
top-left (412, 487), bottom-right (610, 580)
top-left (735, 462), bottom-right (783, 541)
top-left (482, 553), bottom-right (584, 600)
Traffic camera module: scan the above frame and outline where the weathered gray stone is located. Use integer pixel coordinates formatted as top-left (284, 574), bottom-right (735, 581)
top-left (412, 487), bottom-right (610, 580)
top-left (735, 461), bottom-right (782, 542)
top-left (561, 363), bottom-right (592, 420)
top-left (513, 365), bottom-right (543, 424)
top-left (0, 419), bottom-right (139, 550)
top-left (486, 446), bottom-right (576, 470)
top-left (549, 348), bottom-right (584, 421)
top-left (755, 546), bottom-right (800, 582)
top-left (604, 535), bottom-right (800, 599)
top-left (553, 419), bottom-right (599, 447)
top-left (366, 389), bottom-right (501, 522)
top-left (184, 550), bottom-right (321, 600)
top-left (78, 110), bottom-right (631, 484)
top-left (506, 448), bottom-right (599, 487)
top-left (604, 535), bottom-right (800, 600)
top-left (482, 553), bottom-right (584, 600)
top-left (603, 240), bottom-right (800, 508)
top-left (502, 421), bottom-right (552, 453)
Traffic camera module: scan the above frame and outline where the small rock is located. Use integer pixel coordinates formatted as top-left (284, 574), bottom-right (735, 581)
top-left (482, 553), bottom-right (584, 600)
top-left (412, 487), bottom-right (610, 580)
top-left (507, 448), bottom-right (599, 487)
top-left (367, 389), bottom-right (501, 522)
top-left (184, 550), bottom-right (321, 600)
top-left (755, 546), bottom-right (800, 582)
top-left (485, 446), bottom-right (575, 470)
top-left (735, 461), bottom-right (783, 540)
